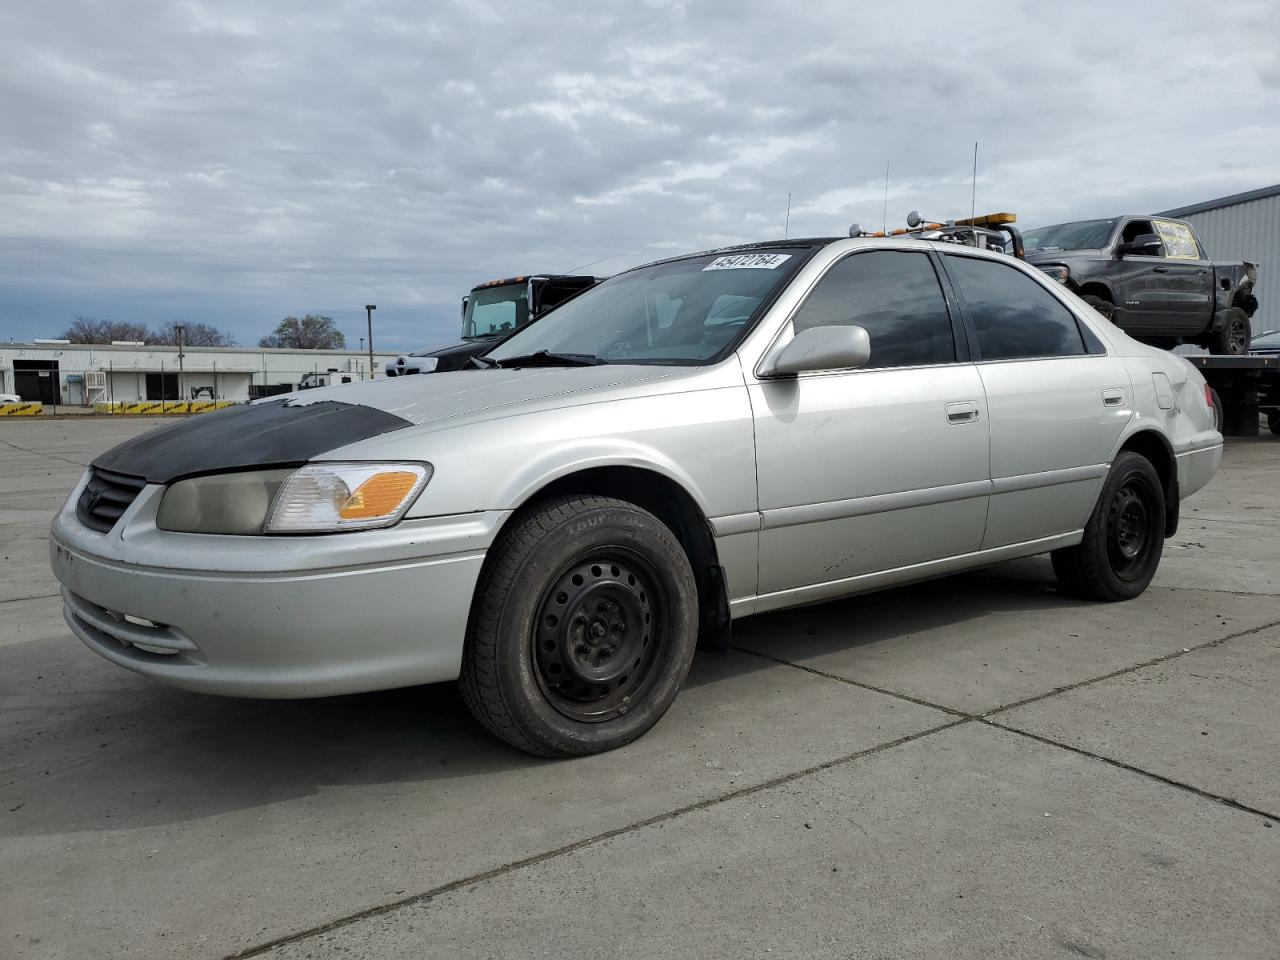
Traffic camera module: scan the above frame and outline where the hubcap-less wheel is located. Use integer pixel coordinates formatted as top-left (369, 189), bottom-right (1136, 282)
top-left (1106, 478), bottom-right (1155, 580)
top-left (533, 551), bottom-right (663, 723)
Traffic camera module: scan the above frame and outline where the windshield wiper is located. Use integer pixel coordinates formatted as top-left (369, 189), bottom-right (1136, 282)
top-left (467, 354), bottom-right (499, 368)
top-left (491, 350), bottom-right (606, 368)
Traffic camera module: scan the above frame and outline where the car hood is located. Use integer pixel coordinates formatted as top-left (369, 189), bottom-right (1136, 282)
top-left (288, 364), bottom-right (691, 427)
top-left (89, 365), bottom-right (695, 484)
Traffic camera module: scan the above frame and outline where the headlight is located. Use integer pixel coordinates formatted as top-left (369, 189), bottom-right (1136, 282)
top-left (156, 463), bottom-right (431, 535)
top-left (265, 463), bottom-right (431, 533)
top-left (157, 469), bottom-right (294, 534)
top-left (1038, 264), bottom-right (1070, 284)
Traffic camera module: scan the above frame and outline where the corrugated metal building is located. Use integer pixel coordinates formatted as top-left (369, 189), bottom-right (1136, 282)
top-left (1161, 183), bottom-right (1280, 338)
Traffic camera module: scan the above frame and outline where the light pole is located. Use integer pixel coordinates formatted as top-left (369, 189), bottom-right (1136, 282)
top-left (365, 305), bottom-right (376, 379)
top-left (174, 323), bottom-right (186, 412)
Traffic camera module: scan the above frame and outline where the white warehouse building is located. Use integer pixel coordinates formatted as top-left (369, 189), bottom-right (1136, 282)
top-left (1160, 182), bottom-right (1279, 338)
top-left (0, 341), bottom-right (399, 407)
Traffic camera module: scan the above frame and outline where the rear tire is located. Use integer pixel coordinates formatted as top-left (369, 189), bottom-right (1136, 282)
top-left (1208, 307), bottom-right (1250, 356)
top-left (458, 495), bottom-right (699, 757)
top-left (1081, 294), bottom-right (1114, 322)
top-left (1051, 452), bottom-right (1165, 602)
top-left (1268, 410), bottom-right (1280, 437)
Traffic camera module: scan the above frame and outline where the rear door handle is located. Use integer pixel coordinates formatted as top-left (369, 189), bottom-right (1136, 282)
top-left (946, 400), bottom-right (980, 424)
top-left (1102, 388), bottom-right (1126, 407)
top-left (1153, 266), bottom-right (1169, 273)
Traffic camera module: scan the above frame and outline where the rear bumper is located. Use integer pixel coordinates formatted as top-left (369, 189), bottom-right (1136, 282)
top-left (1176, 441), bottom-right (1222, 501)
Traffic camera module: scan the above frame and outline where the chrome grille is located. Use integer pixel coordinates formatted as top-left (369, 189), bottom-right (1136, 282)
top-left (76, 467), bottom-right (147, 533)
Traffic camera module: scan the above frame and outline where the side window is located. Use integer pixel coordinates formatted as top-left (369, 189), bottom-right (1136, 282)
top-left (1121, 219), bottom-right (1164, 256)
top-left (945, 255), bottom-right (1088, 361)
top-left (790, 250), bottom-right (956, 368)
top-left (1154, 220), bottom-right (1202, 260)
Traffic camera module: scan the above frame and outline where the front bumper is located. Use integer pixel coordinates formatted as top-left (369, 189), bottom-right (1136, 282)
top-left (50, 472), bottom-right (504, 698)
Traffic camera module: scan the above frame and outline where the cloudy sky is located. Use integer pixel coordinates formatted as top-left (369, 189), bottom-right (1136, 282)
top-left (2, 0), bottom-right (1278, 350)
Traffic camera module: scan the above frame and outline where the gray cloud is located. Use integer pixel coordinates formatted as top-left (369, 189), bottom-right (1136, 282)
top-left (1, 0), bottom-right (1278, 348)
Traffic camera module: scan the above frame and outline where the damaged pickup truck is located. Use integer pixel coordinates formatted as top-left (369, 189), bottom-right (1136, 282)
top-left (1025, 215), bottom-right (1259, 355)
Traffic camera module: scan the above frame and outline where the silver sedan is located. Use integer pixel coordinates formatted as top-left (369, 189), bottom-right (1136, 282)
top-left (50, 237), bottom-right (1222, 755)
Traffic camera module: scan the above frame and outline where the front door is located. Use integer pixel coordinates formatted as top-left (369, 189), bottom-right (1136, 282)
top-left (940, 252), bottom-right (1132, 548)
top-left (748, 249), bottom-right (990, 599)
top-left (1111, 218), bottom-right (1169, 334)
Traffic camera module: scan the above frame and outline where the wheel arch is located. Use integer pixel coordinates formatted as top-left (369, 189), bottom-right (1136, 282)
top-left (494, 461), bottom-right (732, 652)
top-left (1113, 428), bottom-right (1179, 537)
top-left (1076, 280), bottom-right (1115, 303)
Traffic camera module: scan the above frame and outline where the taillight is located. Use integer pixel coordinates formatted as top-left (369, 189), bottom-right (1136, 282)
top-left (1204, 383), bottom-right (1214, 409)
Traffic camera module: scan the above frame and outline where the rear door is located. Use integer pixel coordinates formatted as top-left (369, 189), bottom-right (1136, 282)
top-left (1153, 219), bottom-right (1214, 332)
top-left (941, 252), bottom-right (1132, 549)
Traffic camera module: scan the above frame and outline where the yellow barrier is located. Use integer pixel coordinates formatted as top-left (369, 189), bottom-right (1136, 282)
top-left (92, 400), bottom-right (239, 415)
top-left (0, 402), bottom-right (42, 416)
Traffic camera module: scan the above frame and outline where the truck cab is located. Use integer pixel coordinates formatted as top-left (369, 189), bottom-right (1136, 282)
top-left (387, 274), bottom-right (599, 376)
top-left (1025, 216), bottom-right (1258, 354)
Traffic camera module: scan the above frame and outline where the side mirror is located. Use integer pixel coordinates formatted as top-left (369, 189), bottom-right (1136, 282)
top-left (761, 325), bottom-right (871, 377)
top-left (1116, 233), bottom-right (1162, 257)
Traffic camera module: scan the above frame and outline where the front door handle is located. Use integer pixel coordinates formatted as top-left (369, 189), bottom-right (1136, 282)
top-left (946, 400), bottom-right (980, 424)
top-left (1153, 266), bottom-right (1169, 273)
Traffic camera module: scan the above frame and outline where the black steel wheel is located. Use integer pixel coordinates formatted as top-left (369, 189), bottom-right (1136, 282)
top-left (459, 495), bottom-right (699, 757)
top-left (1051, 451), bottom-right (1165, 602)
top-left (1105, 476), bottom-right (1158, 582)
top-left (532, 551), bottom-right (666, 723)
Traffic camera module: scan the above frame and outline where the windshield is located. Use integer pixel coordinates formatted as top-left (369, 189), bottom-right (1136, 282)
top-left (1025, 218), bottom-right (1119, 252)
top-left (485, 248), bottom-right (810, 366)
top-left (463, 283), bottom-right (528, 339)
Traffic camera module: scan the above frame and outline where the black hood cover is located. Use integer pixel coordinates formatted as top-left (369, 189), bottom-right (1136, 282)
top-left (92, 399), bottom-right (412, 484)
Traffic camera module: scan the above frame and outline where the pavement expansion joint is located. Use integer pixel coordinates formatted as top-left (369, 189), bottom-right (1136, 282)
top-left (981, 719), bottom-right (1280, 823)
top-left (224, 716), bottom-right (971, 959)
top-left (0, 436), bottom-right (90, 468)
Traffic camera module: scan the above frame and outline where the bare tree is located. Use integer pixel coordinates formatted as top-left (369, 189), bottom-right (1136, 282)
top-left (149, 320), bottom-right (237, 347)
top-left (61, 317), bottom-right (149, 344)
top-left (259, 315), bottom-right (346, 349)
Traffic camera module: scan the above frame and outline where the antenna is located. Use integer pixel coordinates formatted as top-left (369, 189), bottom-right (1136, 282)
top-left (882, 161), bottom-right (889, 234)
top-left (969, 142), bottom-right (978, 238)
top-left (784, 192), bottom-right (792, 239)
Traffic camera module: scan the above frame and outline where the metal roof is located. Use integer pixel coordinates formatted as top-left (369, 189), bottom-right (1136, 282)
top-left (1160, 183), bottom-right (1280, 218)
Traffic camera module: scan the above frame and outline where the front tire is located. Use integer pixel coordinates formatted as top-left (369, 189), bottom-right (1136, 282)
top-left (459, 495), bottom-right (699, 757)
top-left (1051, 452), bottom-right (1166, 602)
top-left (1081, 294), bottom-right (1115, 322)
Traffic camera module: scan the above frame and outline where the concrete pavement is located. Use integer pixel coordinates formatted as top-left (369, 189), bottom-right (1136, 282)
top-left (2, 420), bottom-right (1277, 959)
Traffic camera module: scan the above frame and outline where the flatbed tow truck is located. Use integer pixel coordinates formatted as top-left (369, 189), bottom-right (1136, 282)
top-left (865, 211), bottom-right (1277, 436)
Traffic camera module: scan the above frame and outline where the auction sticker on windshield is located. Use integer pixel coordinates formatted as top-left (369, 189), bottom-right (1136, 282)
top-left (702, 253), bottom-right (792, 271)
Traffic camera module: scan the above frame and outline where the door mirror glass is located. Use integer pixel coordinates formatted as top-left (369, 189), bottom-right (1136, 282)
top-left (763, 325), bottom-right (871, 376)
top-left (1115, 234), bottom-right (1162, 257)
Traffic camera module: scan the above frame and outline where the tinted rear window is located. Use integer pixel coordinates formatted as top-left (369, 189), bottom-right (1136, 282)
top-left (945, 255), bottom-right (1087, 360)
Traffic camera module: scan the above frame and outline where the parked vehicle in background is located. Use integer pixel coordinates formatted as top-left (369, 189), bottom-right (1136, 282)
top-left (51, 235), bottom-right (1222, 756)
top-left (1252, 329), bottom-right (1280, 356)
top-left (1025, 216), bottom-right (1259, 354)
top-left (386, 274), bottom-right (599, 376)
